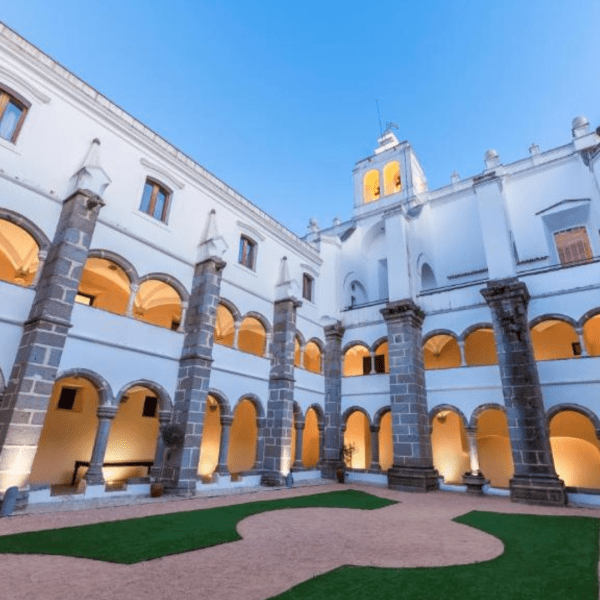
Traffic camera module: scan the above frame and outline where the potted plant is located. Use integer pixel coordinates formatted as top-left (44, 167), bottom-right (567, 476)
top-left (336, 443), bottom-right (356, 483)
top-left (151, 423), bottom-right (185, 497)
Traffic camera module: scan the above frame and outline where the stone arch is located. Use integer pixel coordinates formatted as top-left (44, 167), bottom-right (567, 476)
top-left (373, 405), bottom-right (391, 428)
top-left (238, 312), bottom-right (270, 357)
top-left (342, 341), bottom-right (371, 377)
top-left (429, 404), bottom-right (469, 429)
top-left (294, 331), bottom-right (306, 368)
top-left (207, 388), bottom-right (231, 418)
top-left (371, 337), bottom-right (389, 374)
top-left (343, 275), bottom-right (368, 308)
top-left (115, 380), bottom-right (173, 413)
top-left (241, 311), bottom-right (272, 335)
top-left (138, 272), bottom-right (190, 302)
top-left (370, 336), bottom-right (388, 353)
top-left (462, 325), bottom-right (498, 366)
top-left (233, 393), bottom-right (266, 419)
top-left (55, 368), bottom-right (114, 407)
top-left (306, 403), bottom-right (324, 425)
top-left (341, 405), bottom-right (372, 426)
top-left (133, 276), bottom-right (184, 330)
top-left (547, 403), bottom-right (600, 433)
top-left (0, 207), bottom-right (51, 251)
top-left (228, 395), bottom-right (263, 473)
top-left (292, 400), bottom-right (304, 424)
top-left (303, 338), bottom-right (323, 373)
top-left (423, 331), bottom-right (461, 370)
top-left (459, 322), bottom-right (495, 342)
top-left (78, 255), bottom-right (132, 315)
top-left (530, 315), bottom-right (579, 361)
top-left (422, 328), bottom-right (459, 344)
top-left (469, 403), bottom-right (507, 430)
top-left (87, 249), bottom-right (139, 285)
top-left (343, 406), bottom-right (371, 469)
top-left (303, 404), bottom-right (322, 468)
top-left (578, 306), bottom-right (600, 329)
top-left (579, 308), bottom-right (600, 356)
top-left (218, 297), bottom-right (242, 323)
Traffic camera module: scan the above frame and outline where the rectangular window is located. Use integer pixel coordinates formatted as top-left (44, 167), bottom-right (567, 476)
top-left (238, 235), bottom-right (256, 269)
top-left (139, 179), bottom-right (171, 223)
top-left (302, 273), bottom-right (314, 301)
top-left (57, 387), bottom-right (78, 411)
top-left (0, 90), bottom-right (27, 143)
top-left (374, 354), bottom-right (386, 374)
top-left (362, 356), bottom-right (372, 375)
top-left (554, 227), bottom-right (593, 265)
top-left (75, 292), bottom-right (95, 306)
top-left (142, 396), bottom-right (158, 418)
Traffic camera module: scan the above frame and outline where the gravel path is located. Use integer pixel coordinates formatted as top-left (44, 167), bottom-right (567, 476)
top-left (1, 483), bottom-right (598, 600)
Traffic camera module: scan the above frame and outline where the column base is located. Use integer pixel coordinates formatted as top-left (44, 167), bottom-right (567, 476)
top-left (462, 472), bottom-right (489, 496)
top-left (320, 460), bottom-right (345, 480)
top-left (84, 471), bottom-right (105, 486)
top-left (260, 472), bottom-right (287, 487)
top-left (387, 465), bottom-right (440, 492)
top-left (509, 474), bottom-right (567, 506)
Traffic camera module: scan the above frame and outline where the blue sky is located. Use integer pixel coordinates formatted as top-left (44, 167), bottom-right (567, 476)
top-left (2, 1), bottom-right (600, 235)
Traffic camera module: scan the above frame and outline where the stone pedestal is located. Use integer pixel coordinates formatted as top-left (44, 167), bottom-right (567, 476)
top-left (481, 278), bottom-right (566, 506)
top-left (463, 472), bottom-right (488, 496)
top-left (261, 297), bottom-right (301, 486)
top-left (162, 257), bottom-right (225, 494)
top-left (381, 300), bottom-right (439, 492)
top-left (320, 322), bottom-right (346, 479)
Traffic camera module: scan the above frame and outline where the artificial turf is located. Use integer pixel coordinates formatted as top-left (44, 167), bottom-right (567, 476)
top-left (270, 510), bottom-right (600, 600)
top-left (0, 489), bottom-right (395, 564)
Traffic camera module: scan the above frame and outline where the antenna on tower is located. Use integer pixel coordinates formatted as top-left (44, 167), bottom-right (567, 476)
top-left (376, 99), bottom-right (383, 137)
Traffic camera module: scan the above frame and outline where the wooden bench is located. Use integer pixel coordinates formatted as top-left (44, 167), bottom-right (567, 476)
top-left (71, 460), bottom-right (154, 485)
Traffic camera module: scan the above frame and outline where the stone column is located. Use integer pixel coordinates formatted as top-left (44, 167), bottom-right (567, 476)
top-left (0, 190), bottom-right (105, 492)
top-left (161, 257), bottom-right (225, 494)
top-left (317, 423), bottom-right (324, 467)
top-left (261, 296), bottom-right (301, 486)
top-left (320, 322), bottom-right (345, 479)
top-left (292, 421), bottom-right (305, 470)
top-left (253, 417), bottom-right (266, 472)
top-left (85, 405), bottom-right (117, 485)
top-left (369, 425), bottom-right (380, 471)
top-left (31, 249), bottom-right (48, 288)
top-left (481, 278), bottom-right (565, 506)
top-left (149, 410), bottom-right (171, 480)
top-left (575, 327), bottom-right (588, 357)
top-left (462, 426), bottom-right (488, 495)
top-left (216, 415), bottom-right (233, 475)
top-left (457, 339), bottom-right (466, 366)
top-left (125, 283), bottom-right (139, 317)
top-left (382, 300), bottom-right (439, 492)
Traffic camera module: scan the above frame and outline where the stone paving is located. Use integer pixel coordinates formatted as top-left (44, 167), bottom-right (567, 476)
top-left (2, 483), bottom-right (599, 600)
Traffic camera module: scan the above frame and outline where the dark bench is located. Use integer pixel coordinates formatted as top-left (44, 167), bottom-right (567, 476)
top-left (71, 460), bottom-right (154, 485)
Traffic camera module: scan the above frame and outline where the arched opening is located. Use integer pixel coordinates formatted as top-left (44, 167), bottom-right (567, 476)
top-left (133, 280), bottom-right (182, 330)
top-left (198, 395), bottom-right (222, 477)
top-left (373, 341), bottom-right (389, 374)
top-left (423, 334), bottom-right (461, 370)
top-left (343, 344), bottom-right (371, 376)
top-left (464, 328), bottom-right (498, 366)
top-left (228, 399), bottom-right (258, 473)
top-left (304, 341), bottom-right (322, 373)
top-left (344, 411), bottom-right (370, 469)
top-left (421, 263), bottom-right (437, 291)
top-left (550, 410), bottom-right (600, 489)
top-left (531, 319), bottom-right (579, 361)
top-left (30, 376), bottom-right (100, 488)
top-left (363, 169), bottom-right (381, 203)
top-left (476, 408), bottom-right (514, 488)
top-left (0, 219), bottom-right (40, 286)
top-left (379, 411), bottom-right (393, 471)
top-left (294, 336), bottom-right (302, 367)
top-left (302, 408), bottom-right (320, 468)
top-left (215, 304), bottom-right (235, 347)
top-left (583, 314), bottom-right (600, 356)
top-left (104, 385), bottom-right (160, 483)
top-left (383, 161), bottom-right (401, 196)
top-left (347, 279), bottom-right (368, 308)
top-left (431, 410), bottom-right (470, 484)
top-left (77, 257), bottom-right (130, 315)
top-left (238, 316), bottom-right (267, 357)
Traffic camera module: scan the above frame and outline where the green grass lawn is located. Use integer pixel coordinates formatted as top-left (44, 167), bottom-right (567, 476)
top-left (0, 489), bottom-right (395, 563)
top-left (270, 510), bottom-right (600, 600)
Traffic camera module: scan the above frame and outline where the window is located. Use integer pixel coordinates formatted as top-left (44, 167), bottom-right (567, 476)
top-left (142, 396), bottom-right (158, 418)
top-left (139, 179), bottom-right (171, 222)
top-left (302, 273), bottom-right (314, 301)
top-left (363, 170), bottom-right (380, 203)
top-left (238, 235), bottom-right (256, 269)
top-left (554, 227), bottom-right (593, 265)
top-left (383, 161), bottom-right (401, 195)
top-left (57, 387), bottom-right (78, 411)
top-left (0, 88), bottom-right (27, 143)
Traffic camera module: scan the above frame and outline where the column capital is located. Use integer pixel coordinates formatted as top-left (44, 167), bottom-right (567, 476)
top-left (480, 277), bottom-right (530, 307)
top-left (274, 297), bottom-right (302, 310)
top-left (97, 405), bottom-right (117, 419)
top-left (220, 415), bottom-right (233, 427)
top-left (324, 321), bottom-right (345, 341)
top-left (157, 410), bottom-right (171, 425)
top-left (295, 421), bottom-right (305, 431)
top-left (381, 299), bottom-right (425, 327)
top-left (256, 417), bottom-right (266, 429)
top-left (370, 424), bottom-right (380, 434)
top-left (196, 257), bottom-right (226, 273)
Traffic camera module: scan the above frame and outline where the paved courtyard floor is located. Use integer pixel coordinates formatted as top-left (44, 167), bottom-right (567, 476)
top-left (2, 483), bottom-right (599, 600)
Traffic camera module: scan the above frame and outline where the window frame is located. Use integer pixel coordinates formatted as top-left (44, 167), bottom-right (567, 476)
top-left (139, 178), bottom-right (172, 223)
top-left (0, 85), bottom-right (29, 144)
top-left (553, 226), bottom-right (593, 266)
top-left (238, 235), bottom-right (257, 270)
top-left (302, 273), bottom-right (314, 302)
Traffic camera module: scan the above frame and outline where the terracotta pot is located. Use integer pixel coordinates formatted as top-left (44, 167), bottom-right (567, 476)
top-left (150, 482), bottom-right (164, 497)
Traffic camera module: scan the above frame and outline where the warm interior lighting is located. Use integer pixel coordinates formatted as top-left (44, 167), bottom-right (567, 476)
top-left (423, 335), bottom-right (461, 369)
top-left (363, 169), bottom-right (380, 203)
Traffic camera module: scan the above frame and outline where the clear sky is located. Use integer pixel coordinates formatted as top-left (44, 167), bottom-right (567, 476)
top-left (2, 1), bottom-right (600, 236)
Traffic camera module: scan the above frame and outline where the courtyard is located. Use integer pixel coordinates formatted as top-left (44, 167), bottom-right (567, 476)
top-left (1, 483), bottom-right (598, 599)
